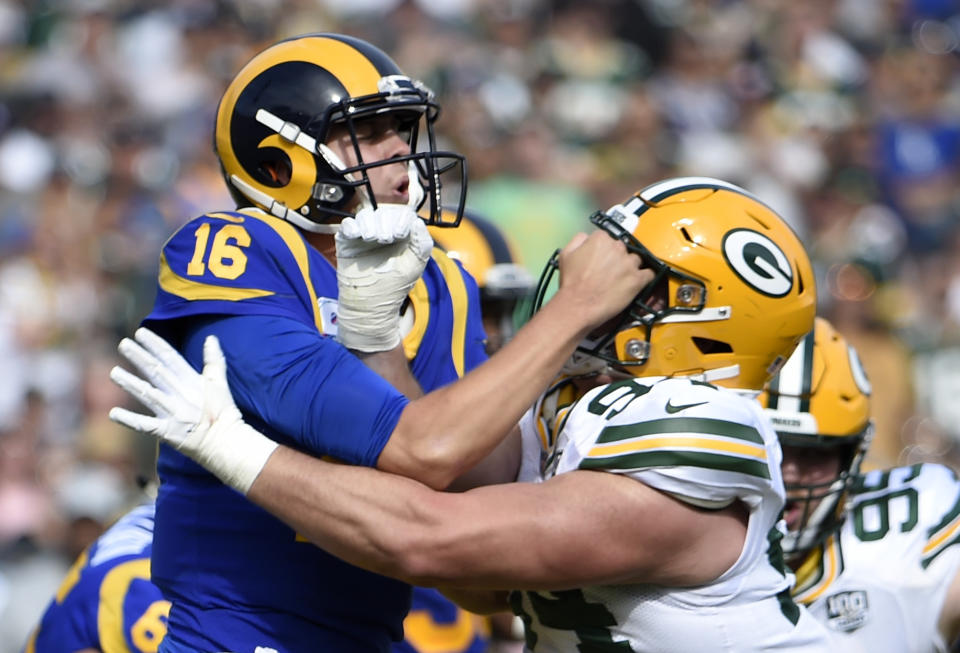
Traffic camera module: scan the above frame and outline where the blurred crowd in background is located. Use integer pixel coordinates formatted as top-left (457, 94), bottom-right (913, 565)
top-left (1, 0), bottom-right (960, 648)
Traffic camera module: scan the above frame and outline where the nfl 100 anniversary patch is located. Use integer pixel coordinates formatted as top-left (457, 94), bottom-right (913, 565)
top-left (825, 590), bottom-right (869, 632)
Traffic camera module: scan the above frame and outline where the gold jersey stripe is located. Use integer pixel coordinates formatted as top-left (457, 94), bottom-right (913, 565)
top-left (587, 435), bottom-right (767, 461)
top-left (402, 608), bottom-right (490, 652)
top-left (159, 210), bottom-right (324, 333)
top-left (98, 558), bottom-right (167, 653)
top-left (794, 535), bottom-right (841, 604)
top-left (924, 512), bottom-right (960, 556)
top-left (402, 249), bottom-right (470, 376)
top-left (431, 249), bottom-right (469, 377)
top-left (55, 547), bottom-right (88, 603)
top-left (23, 628), bottom-right (37, 653)
top-left (403, 277), bottom-right (430, 360)
top-left (159, 253), bottom-right (276, 302)
top-left (207, 211), bottom-right (245, 223)
top-left (247, 210), bottom-right (324, 333)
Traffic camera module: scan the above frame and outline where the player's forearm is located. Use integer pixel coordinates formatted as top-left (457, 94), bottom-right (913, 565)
top-left (247, 448), bottom-right (641, 592)
top-left (248, 451), bottom-right (608, 591)
top-left (439, 588), bottom-right (511, 615)
top-left (380, 288), bottom-right (595, 488)
top-left (247, 446), bottom-right (562, 590)
top-left (445, 425), bottom-right (521, 491)
top-left (248, 446), bottom-right (467, 584)
top-left (250, 447), bottom-right (745, 591)
top-left (379, 231), bottom-right (650, 489)
top-left (354, 345), bottom-right (424, 400)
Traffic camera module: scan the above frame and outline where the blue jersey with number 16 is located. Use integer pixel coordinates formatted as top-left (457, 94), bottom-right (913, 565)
top-left (143, 208), bottom-right (487, 653)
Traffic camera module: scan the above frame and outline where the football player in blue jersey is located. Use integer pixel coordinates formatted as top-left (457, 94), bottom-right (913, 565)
top-left (112, 32), bottom-right (650, 653)
top-left (113, 178), bottom-right (855, 650)
top-left (23, 502), bottom-right (169, 653)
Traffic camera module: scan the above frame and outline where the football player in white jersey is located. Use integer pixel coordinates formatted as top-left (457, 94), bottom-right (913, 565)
top-left (110, 177), bottom-right (845, 652)
top-left (761, 316), bottom-right (960, 652)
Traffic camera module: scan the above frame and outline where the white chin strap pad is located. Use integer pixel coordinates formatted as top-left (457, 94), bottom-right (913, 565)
top-left (406, 160), bottom-right (425, 212)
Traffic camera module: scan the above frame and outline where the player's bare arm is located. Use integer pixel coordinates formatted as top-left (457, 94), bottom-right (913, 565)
top-left (377, 230), bottom-right (650, 489)
top-left (248, 447), bottom-right (747, 591)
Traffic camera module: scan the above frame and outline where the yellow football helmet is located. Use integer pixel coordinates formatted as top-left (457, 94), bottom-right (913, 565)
top-left (760, 317), bottom-right (873, 560)
top-left (214, 33), bottom-right (466, 233)
top-left (429, 210), bottom-right (534, 300)
top-left (430, 210), bottom-right (534, 353)
top-left (535, 177), bottom-right (816, 390)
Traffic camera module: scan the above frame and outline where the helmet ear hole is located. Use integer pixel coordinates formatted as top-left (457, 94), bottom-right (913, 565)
top-left (257, 155), bottom-right (292, 187)
top-left (693, 337), bottom-right (733, 355)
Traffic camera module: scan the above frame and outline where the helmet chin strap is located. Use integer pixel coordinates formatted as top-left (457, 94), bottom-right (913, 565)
top-left (784, 479), bottom-right (845, 558)
top-left (694, 364), bottom-right (740, 383)
top-left (406, 161), bottom-right (425, 212)
top-left (318, 143), bottom-right (372, 213)
top-left (561, 350), bottom-right (613, 377)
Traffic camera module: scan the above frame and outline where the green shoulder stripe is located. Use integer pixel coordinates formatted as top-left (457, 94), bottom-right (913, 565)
top-left (580, 448), bottom-right (771, 479)
top-left (598, 417), bottom-right (765, 445)
top-left (923, 486), bottom-right (960, 569)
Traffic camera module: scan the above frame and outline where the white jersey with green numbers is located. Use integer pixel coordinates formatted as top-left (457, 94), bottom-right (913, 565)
top-left (513, 376), bottom-right (841, 652)
top-left (792, 463), bottom-right (960, 652)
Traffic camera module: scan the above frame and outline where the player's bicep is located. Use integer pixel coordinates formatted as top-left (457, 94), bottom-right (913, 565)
top-left (539, 471), bottom-right (746, 587)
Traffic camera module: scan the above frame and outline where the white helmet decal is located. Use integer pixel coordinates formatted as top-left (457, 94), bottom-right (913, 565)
top-left (722, 228), bottom-right (793, 297)
top-left (848, 345), bottom-right (872, 395)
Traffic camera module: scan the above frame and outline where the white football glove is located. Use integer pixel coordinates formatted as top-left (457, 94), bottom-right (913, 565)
top-left (335, 203), bottom-right (433, 352)
top-left (108, 328), bottom-right (277, 495)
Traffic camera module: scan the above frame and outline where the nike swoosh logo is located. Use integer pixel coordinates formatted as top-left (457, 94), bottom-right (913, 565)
top-left (665, 400), bottom-right (708, 414)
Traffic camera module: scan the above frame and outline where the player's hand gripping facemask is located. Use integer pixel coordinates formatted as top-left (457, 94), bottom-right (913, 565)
top-left (335, 204), bottom-right (434, 352)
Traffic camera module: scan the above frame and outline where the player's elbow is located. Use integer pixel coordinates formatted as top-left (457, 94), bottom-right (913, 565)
top-left (392, 545), bottom-right (474, 588)
top-left (381, 418), bottom-right (470, 490)
top-left (407, 443), bottom-right (469, 490)
top-left (387, 547), bottom-right (451, 587)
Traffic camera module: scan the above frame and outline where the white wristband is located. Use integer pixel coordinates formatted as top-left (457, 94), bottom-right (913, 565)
top-left (198, 419), bottom-right (278, 495)
top-left (109, 329), bottom-right (280, 496)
